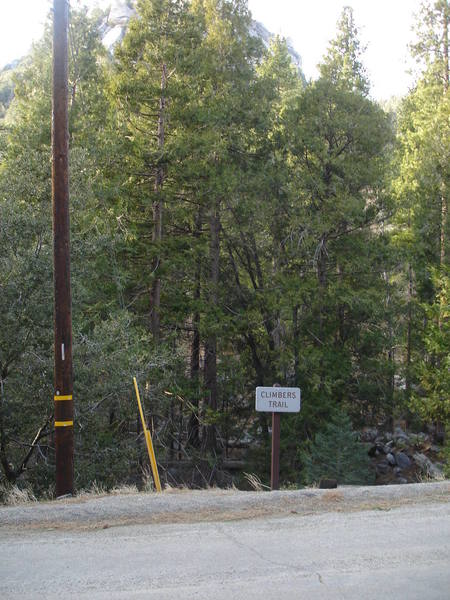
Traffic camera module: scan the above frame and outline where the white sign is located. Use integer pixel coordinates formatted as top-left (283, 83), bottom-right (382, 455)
top-left (255, 387), bottom-right (301, 413)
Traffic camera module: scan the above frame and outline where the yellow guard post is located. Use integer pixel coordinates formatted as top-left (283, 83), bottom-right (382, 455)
top-left (133, 377), bottom-right (162, 492)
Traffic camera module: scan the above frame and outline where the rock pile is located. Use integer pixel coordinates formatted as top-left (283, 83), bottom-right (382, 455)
top-left (361, 427), bottom-right (445, 485)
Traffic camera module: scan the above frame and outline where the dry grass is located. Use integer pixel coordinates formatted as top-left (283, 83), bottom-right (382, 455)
top-left (0, 484), bottom-right (37, 506)
top-left (108, 484), bottom-right (139, 496)
top-left (75, 481), bottom-right (108, 500)
top-left (322, 490), bottom-right (345, 503)
top-left (163, 483), bottom-right (194, 494)
top-left (75, 482), bottom-right (140, 501)
top-left (416, 469), bottom-right (445, 484)
top-left (163, 483), bottom-right (239, 494)
top-left (3, 482), bottom-right (449, 533)
top-left (243, 472), bottom-right (270, 491)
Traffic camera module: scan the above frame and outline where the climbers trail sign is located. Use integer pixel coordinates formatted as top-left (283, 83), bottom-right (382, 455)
top-left (255, 386), bottom-right (301, 413)
top-left (255, 386), bottom-right (301, 491)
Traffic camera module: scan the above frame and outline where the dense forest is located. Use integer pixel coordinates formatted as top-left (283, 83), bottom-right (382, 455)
top-left (0, 0), bottom-right (448, 496)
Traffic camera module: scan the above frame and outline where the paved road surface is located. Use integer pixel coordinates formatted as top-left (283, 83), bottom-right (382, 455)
top-left (1, 499), bottom-right (449, 599)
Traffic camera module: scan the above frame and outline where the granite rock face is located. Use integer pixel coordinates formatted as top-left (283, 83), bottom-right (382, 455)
top-left (99, 0), bottom-right (306, 81)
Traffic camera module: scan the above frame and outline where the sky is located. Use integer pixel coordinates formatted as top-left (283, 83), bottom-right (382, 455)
top-left (0, 0), bottom-right (424, 100)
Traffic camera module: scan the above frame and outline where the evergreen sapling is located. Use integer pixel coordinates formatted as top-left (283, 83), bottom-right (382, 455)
top-left (301, 411), bottom-right (375, 486)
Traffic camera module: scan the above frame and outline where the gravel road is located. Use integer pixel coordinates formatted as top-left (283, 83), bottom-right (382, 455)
top-left (0, 482), bottom-right (449, 599)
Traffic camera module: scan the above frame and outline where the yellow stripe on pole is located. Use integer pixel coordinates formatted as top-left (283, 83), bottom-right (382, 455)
top-left (54, 395), bottom-right (73, 401)
top-left (133, 377), bottom-right (162, 492)
top-left (55, 420), bottom-right (73, 427)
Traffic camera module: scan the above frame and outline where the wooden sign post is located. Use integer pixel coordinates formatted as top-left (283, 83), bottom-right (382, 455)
top-left (255, 386), bottom-right (301, 491)
top-left (271, 412), bottom-right (281, 490)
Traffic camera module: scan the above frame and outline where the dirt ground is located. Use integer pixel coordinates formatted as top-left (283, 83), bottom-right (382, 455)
top-left (0, 480), bottom-right (448, 532)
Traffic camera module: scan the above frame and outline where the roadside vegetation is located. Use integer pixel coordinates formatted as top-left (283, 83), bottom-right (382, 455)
top-left (0, 1), bottom-right (448, 499)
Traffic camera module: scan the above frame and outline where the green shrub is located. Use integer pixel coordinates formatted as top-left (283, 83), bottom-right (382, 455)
top-left (443, 429), bottom-right (450, 479)
top-left (301, 410), bottom-right (375, 486)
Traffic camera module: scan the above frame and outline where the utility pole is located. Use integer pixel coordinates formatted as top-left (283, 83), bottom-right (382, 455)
top-left (52, 0), bottom-right (74, 497)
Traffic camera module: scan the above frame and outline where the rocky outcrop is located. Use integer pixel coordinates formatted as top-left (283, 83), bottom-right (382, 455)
top-left (362, 427), bottom-right (445, 485)
top-left (100, 0), bottom-right (305, 80)
top-left (100, 0), bottom-right (135, 49)
top-left (249, 20), bottom-right (305, 79)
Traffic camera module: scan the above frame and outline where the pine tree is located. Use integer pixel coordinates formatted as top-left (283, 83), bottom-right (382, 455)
top-left (319, 6), bottom-right (369, 96)
top-left (393, 1), bottom-right (449, 428)
top-left (283, 12), bottom-right (392, 425)
top-left (113, 0), bottom-right (265, 455)
top-left (411, 0), bottom-right (449, 91)
top-left (113, 0), bottom-right (199, 342)
top-left (301, 411), bottom-right (374, 485)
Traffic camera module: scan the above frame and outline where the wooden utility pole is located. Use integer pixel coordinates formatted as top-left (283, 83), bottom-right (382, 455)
top-left (52, 0), bottom-right (74, 497)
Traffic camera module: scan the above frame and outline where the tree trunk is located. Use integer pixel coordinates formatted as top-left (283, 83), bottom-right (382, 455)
top-left (437, 0), bottom-right (447, 433)
top-left (441, 190), bottom-right (447, 270)
top-left (293, 305), bottom-right (300, 385)
top-left (443, 1), bottom-right (449, 93)
top-left (203, 199), bottom-right (220, 452)
top-left (169, 398), bottom-right (175, 461)
top-left (317, 238), bottom-right (327, 337)
top-left (316, 238), bottom-right (327, 391)
top-left (405, 263), bottom-right (413, 402)
top-left (440, 184), bottom-right (447, 320)
top-left (150, 63), bottom-right (167, 342)
top-left (188, 209), bottom-right (202, 448)
top-left (438, 1), bottom-right (447, 326)
top-left (381, 267), bottom-right (395, 409)
top-left (0, 373), bottom-right (14, 482)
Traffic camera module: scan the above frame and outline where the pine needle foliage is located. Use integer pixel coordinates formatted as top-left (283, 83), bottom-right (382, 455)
top-left (301, 411), bottom-right (374, 486)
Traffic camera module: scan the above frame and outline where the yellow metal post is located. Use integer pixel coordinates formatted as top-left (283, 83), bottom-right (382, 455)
top-left (133, 377), bottom-right (162, 492)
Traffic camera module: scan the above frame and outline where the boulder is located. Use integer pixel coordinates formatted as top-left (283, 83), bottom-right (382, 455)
top-left (383, 441), bottom-right (394, 454)
top-left (394, 427), bottom-right (409, 441)
top-left (395, 452), bottom-right (411, 470)
top-left (319, 478), bottom-right (337, 489)
top-left (386, 453), bottom-right (396, 466)
top-left (361, 428), bottom-right (378, 442)
top-left (376, 460), bottom-right (390, 475)
top-left (413, 453), bottom-right (443, 479)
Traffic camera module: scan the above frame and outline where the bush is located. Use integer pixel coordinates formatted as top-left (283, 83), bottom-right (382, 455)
top-left (301, 410), bottom-right (375, 486)
top-left (443, 429), bottom-right (450, 479)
